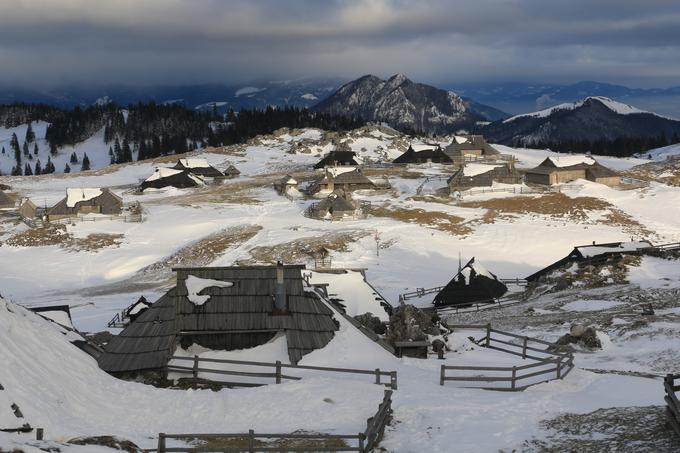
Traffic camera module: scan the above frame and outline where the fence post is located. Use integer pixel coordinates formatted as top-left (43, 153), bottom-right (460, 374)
top-left (390, 371), bottom-right (398, 390)
top-left (375, 368), bottom-right (381, 385)
top-left (275, 360), bottom-right (282, 384)
top-left (359, 432), bottom-right (366, 453)
top-left (36, 428), bottom-right (43, 441)
top-left (192, 355), bottom-right (199, 379)
top-left (522, 337), bottom-right (528, 359)
top-left (485, 324), bottom-right (491, 347)
top-left (511, 366), bottom-right (517, 390)
top-left (556, 358), bottom-right (562, 379)
top-left (440, 365), bottom-right (445, 386)
top-left (248, 429), bottom-right (255, 453)
top-left (157, 433), bottom-right (166, 453)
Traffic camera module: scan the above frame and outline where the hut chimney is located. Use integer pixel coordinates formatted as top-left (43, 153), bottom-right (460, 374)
top-left (273, 261), bottom-right (288, 314)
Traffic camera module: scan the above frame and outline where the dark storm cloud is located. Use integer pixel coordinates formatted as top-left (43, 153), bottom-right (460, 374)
top-left (0, 0), bottom-right (679, 87)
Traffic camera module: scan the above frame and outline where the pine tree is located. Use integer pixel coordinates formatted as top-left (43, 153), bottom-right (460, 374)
top-left (34, 160), bottom-right (42, 175)
top-left (46, 156), bottom-right (55, 174)
top-left (11, 165), bottom-right (22, 176)
top-left (70, 152), bottom-right (78, 164)
top-left (24, 163), bottom-right (33, 176)
top-left (81, 153), bottom-right (91, 171)
top-left (122, 137), bottom-right (132, 162)
top-left (113, 138), bottom-right (122, 163)
top-left (50, 142), bottom-right (58, 156)
top-left (1, 146), bottom-right (5, 154)
top-left (33, 143), bottom-right (39, 155)
top-left (22, 141), bottom-right (29, 156)
top-left (64, 163), bottom-right (71, 174)
top-left (25, 123), bottom-right (35, 143)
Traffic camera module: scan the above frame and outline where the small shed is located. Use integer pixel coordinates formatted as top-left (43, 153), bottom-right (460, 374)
top-left (312, 167), bottom-right (375, 193)
top-left (223, 165), bottom-right (241, 179)
top-left (0, 191), bottom-right (16, 210)
top-left (393, 144), bottom-right (451, 164)
top-left (448, 162), bottom-right (521, 190)
top-left (525, 156), bottom-right (620, 186)
top-left (433, 258), bottom-right (508, 308)
top-left (173, 158), bottom-right (224, 178)
top-left (98, 264), bottom-right (339, 375)
top-left (18, 199), bottom-right (38, 219)
top-left (274, 175), bottom-right (298, 194)
top-left (314, 151), bottom-right (359, 169)
top-left (140, 168), bottom-right (205, 191)
top-left (47, 188), bottom-right (123, 220)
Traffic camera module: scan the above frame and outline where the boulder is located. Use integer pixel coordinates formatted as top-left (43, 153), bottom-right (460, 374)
top-left (387, 304), bottom-right (440, 343)
top-left (556, 325), bottom-right (602, 350)
top-left (570, 324), bottom-right (586, 337)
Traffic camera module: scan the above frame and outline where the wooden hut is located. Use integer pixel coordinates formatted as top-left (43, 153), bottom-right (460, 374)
top-left (442, 135), bottom-right (499, 163)
top-left (0, 191), bottom-right (16, 210)
top-left (140, 168), bottom-right (205, 191)
top-left (448, 162), bottom-right (521, 190)
top-left (308, 190), bottom-right (358, 220)
top-left (393, 143), bottom-right (451, 164)
top-left (223, 165), bottom-right (241, 179)
top-left (314, 151), bottom-right (359, 169)
top-left (274, 175), bottom-right (298, 194)
top-left (525, 156), bottom-right (620, 186)
top-left (18, 199), bottom-right (38, 219)
top-left (173, 158), bottom-right (224, 178)
top-left (433, 258), bottom-right (508, 308)
top-left (526, 240), bottom-right (653, 282)
top-left (98, 264), bottom-right (338, 375)
top-left (311, 168), bottom-right (375, 194)
top-left (47, 188), bottom-right (122, 220)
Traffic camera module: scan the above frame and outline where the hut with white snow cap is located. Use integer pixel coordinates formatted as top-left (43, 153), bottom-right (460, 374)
top-left (172, 158), bottom-right (224, 178)
top-left (140, 167), bottom-right (205, 191)
top-left (433, 258), bottom-right (508, 308)
top-left (47, 188), bottom-right (122, 220)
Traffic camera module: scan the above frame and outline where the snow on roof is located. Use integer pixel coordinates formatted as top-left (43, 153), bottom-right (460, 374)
top-left (35, 310), bottom-right (74, 329)
top-left (462, 163), bottom-right (502, 177)
top-left (459, 259), bottom-right (497, 284)
top-left (66, 188), bottom-right (102, 208)
top-left (410, 143), bottom-right (439, 152)
top-left (576, 241), bottom-right (652, 258)
top-left (547, 156), bottom-right (596, 168)
top-left (178, 158), bottom-right (211, 169)
top-left (503, 96), bottom-right (653, 123)
top-left (144, 167), bottom-right (184, 182)
top-left (454, 136), bottom-right (469, 144)
top-left (326, 166), bottom-right (358, 178)
top-left (185, 275), bottom-right (234, 306)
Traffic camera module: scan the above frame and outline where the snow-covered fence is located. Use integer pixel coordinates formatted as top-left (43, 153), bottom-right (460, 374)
top-left (436, 297), bottom-right (522, 318)
top-left (440, 325), bottom-right (575, 391)
top-left (153, 390), bottom-right (393, 453)
top-left (665, 374), bottom-right (680, 438)
top-left (454, 184), bottom-right (582, 198)
top-left (619, 176), bottom-right (651, 189)
top-left (47, 213), bottom-right (143, 225)
top-left (167, 356), bottom-right (398, 390)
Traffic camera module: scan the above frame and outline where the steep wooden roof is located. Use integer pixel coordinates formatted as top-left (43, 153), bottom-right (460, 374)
top-left (314, 151), bottom-right (358, 169)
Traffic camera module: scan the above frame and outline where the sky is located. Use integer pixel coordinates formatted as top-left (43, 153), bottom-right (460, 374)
top-left (1, 0), bottom-right (679, 89)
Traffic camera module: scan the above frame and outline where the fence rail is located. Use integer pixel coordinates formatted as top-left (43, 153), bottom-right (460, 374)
top-left (665, 374), bottom-right (680, 438)
top-left (48, 213), bottom-right (143, 225)
top-left (436, 297), bottom-right (521, 317)
top-left (153, 390), bottom-right (392, 453)
top-left (440, 324), bottom-right (575, 391)
top-left (453, 183), bottom-right (582, 198)
top-left (167, 356), bottom-right (397, 390)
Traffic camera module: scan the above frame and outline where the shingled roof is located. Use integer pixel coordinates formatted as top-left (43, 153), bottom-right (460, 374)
top-left (314, 151), bottom-right (359, 169)
top-left (442, 135), bottom-right (499, 160)
top-left (0, 191), bottom-right (15, 209)
top-left (98, 265), bottom-right (338, 374)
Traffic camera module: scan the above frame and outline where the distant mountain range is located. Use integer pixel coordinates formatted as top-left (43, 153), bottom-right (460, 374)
top-left (453, 80), bottom-right (680, 119)
top-left (0, 78), bottom-right (345, 112)
top-left (482, 96), bottom-right (680, 153)
top-left (314, 74), bottom-right (506, 134)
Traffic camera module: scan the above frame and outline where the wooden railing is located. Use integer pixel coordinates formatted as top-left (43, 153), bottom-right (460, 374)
top-left (440, 325), bottom-right (575, 391)
top-left (153, 390), bottom-right (393, 453)
top-left (167, 356), bottom-right (397, 390)
top-left (48, 213), bottom-right (142, 225)
top-left (665, 374), bottom-right (680, 438)
top-left (436, 297), bottom-right (520, 317)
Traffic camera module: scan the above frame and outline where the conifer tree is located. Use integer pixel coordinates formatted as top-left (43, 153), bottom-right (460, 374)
top-left (70, 152), bottom-right (78, 164)
top-left (50, 142), bottom-right (58, 156)
top-left (25, 123), bottom-right (35, 143)
top-left (22, 141), bottom-right (29, 156)
top-left (24, 163), bottom-right (33, 176)
top-left (64, 163), bottom-right (71, 173)
top-left (81, 153), bottom-right (91, 171)
top-left (33, 143), bottom-right (39, 155)
top-left (34, 160), bottom-right (42, 175)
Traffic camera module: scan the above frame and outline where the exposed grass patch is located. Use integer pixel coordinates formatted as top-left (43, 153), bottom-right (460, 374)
top-left (243, 230), bottom-right (368, 265)
top-left (368, 204), bottom-right (473, 236)
top-left (3, 224), bottom-right (71, 247)
top-left (182, 431), bottom-right (350, 451)
top-left (68, 233), bottom-right (125, 252)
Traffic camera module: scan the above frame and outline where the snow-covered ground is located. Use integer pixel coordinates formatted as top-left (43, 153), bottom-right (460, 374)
top-left (1, 126), bottom-right (679, 451)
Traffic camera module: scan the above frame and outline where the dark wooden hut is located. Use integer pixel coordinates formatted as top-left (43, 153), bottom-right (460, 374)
top-left (98, 264), bottom-right (338, 375)
top-left (308, 190), bottom-right (358, 220)
top-left (442, 135), bottom-right (499, 163)
top-left (393, 144), bottom-right (451, 164)
top-left (173, 158), bottom-right (224, 178)
top-left (525, 240), bottom-right (653, 282)
top-left (314, 151), bottom-right (359, 169)
top-left (47, 188), bottom-right (122, 220)
top-left (223, 165), bottom-right (241, 179)
top-left (311, 168), bottom-right (375, 193)
top-left (140, 168), bottom-right (205, 191)
top-left (447, 162), bottom-right (521, 190)
top-left (433, 258), bottom-right (508, 308)
top-left (0, 191), bottom-right (16, 209)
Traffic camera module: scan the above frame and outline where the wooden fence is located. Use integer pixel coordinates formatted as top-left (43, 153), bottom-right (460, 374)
top-left (440, 324), bottom-right (575, 391)
top-left (48, 213), bottom-right (143, 225)
top-left (665, 374), bottom-right (680, 438)
top-left (435, 297), bottom-right (522, 317)
top-left (454, 183), bottom-right (582, 198)
top-left (153, 390), bottom-right (392, 453)
top-left (167, 356), bottom-right (397, 390)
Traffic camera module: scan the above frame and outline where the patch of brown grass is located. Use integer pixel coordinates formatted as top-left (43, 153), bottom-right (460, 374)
top-left (181, 431), bottom-right (349, 451)
top-left (599, 209), bottom-right (654, 237)
top-left (368, 204), bottom-right (473, 236)
top-left (68, 233), bottom-right (124, 252)
top-left (3, 224), bottom-right (70, 247)
top-left (243, 230), bottom-right (368, 265)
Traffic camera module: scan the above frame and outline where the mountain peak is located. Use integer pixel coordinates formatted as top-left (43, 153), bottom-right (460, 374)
top-left (387, 73), bottom-right (410, 85)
